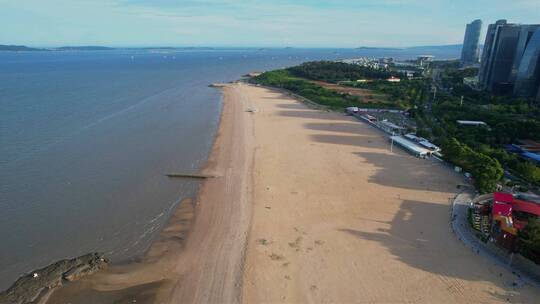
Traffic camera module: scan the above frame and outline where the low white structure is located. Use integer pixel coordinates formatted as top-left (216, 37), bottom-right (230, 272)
top-left (345, 107), bottom-right (359, 114)
top-left (404, 133), bottom-right (421, 141)
top-left (404, 133), bottom-right (440, 152)
top-left (456, 120), bottom-right (488, 127)
top-left (380, 120), bottom-right (406, 134)
top-left (390, 136), bottom-right (431, 158)
top-left (357, 108), bottom-right (405, 113)
top-left (418, 140), bottom-right (441, 152)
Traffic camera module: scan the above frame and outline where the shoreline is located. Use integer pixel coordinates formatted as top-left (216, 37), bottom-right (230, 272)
top-left (36, 82), bottom-right (253, 304)
top-left (5, 81), bottom-right (540, 303)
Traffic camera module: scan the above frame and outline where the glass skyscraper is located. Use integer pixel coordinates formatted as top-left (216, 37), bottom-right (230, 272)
top-left (479, 20), bottom-right (509, 90)
top-left (479, 20), bottom-right (540, 99)
top-left (479, 20), bottom-right (521, 92)
top-left (460, 19), bottom-right (482, 67)
top-left (513, 27), bottom-right (540, 99)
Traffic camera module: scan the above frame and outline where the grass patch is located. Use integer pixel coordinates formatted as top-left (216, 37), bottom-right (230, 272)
top-left (251, 70), bottom-right (403, 110)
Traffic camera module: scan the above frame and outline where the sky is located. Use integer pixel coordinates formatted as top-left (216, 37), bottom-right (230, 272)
top-left (1, 0), bottom-right (539, 48)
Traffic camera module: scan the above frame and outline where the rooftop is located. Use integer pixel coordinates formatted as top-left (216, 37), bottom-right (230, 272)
top-left (390, 136), bottom-right (431, 156)
top-left (522, 152), bottom-right (540, 163)
top-left (380, 120), bottom-right (405, 130)
top-left (456, 120), bottom-right (488, 126)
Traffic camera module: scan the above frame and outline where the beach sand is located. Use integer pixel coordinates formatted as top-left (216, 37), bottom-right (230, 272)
top-left (239, 82), bottom-right (540, 303)
top-left (46, 82), bottom-right (539, 303)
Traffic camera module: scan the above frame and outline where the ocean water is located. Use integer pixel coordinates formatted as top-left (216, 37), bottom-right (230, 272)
top-left (0, 47), bottom-right (458, 290)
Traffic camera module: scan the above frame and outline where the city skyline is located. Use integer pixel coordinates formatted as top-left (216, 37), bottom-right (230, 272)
top-left (1, 0), bottom-right (539, 47)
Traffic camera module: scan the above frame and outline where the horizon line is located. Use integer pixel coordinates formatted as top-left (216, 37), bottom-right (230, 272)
top-left (4, 43), bottom-right (466, 50)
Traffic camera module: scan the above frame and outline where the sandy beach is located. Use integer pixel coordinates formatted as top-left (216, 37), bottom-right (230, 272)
top-left (45, 82), bottom-right (540, 303)
top-left (239, 82), bottom-right (540, 303)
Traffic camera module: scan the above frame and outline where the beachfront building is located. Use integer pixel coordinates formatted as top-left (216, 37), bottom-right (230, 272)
top-left (404, 133), bottom-right (440, 152)
top-left (461, 19), bottom-right (482, 67)
top-left (492, 193), bottom-right (540, 251)
top-left (380, 120), bottom-right (406, 134)
top-left (472, 192), bottom-right (540, 255)
top-left (390, 136), bottom-right (430, 158)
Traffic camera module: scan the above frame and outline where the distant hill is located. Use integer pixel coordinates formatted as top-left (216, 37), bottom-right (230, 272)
top-left (55, 46), bottom-right (115, 51)
top-left (0, 44), bottom-right (47, 51)
top-left (405, 44), bottom-right (463, 52)
top-left (357, 44), bottom-right (464, 52)
top-left (356, 46), bottom-right (399, 50)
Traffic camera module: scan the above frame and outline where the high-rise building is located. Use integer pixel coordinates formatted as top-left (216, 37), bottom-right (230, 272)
top-left (513, 28), bottom-right (540, 99)
top-left (479, 20), bottom-right (508, 89)
top-left (479, 20), bottom-right (540, 98)
top-left (460, 19), bottom-right (482, 67)
top-left (537, 83), bottom-right (540, 103)
top-left (511, 25), bottom-right (540, 82)
top-left (479, 20), bottom-right (521, 93)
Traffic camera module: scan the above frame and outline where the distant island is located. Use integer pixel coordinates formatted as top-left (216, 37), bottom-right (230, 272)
top-left (356, 46), bottom-right (399, 50)
top-left (356, 44), bottom-right (464, 51)
top-left (406, 44), bottom-right (463, 51)
top-left (1, 44), bottom-right (468, 53)
top-left (0, 45), bottom-right (48, 51)
top-left (0, 45), bottom-right (221, 52)
top-left (56, 46), bottom-right (115, 51)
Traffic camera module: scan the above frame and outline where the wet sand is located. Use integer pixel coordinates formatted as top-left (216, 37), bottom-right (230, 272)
top-left (46, 82), bottom-right (540, 303)
top-left (46, 83), bottom-right (254, 303)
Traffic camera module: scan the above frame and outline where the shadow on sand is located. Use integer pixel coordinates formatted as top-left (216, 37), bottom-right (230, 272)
top-left (340, 199), bottom-right (523, 299)
top-left (272, 96), bottom-right (526, 300)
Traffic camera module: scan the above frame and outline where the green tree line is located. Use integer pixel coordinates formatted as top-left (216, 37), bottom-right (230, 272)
top-left (288, 61), bottom-right (400, 83)
top-left (251, 69), bottom-right (403, 110)
top-left (440, 138), bottom-right (504, 193)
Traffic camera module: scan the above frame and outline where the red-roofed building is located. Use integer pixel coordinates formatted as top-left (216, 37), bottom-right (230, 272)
top-left (493, 192), bottom-right (513, 217)
top-left (490, 192), bottom-right (540, 250)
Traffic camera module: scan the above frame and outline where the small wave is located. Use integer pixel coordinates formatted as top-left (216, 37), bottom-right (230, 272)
top-left (148, 212), bottom-right (164, 224)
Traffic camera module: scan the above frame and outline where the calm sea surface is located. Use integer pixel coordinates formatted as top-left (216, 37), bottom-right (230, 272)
top-left (0, 47), bottom-right (458, 289)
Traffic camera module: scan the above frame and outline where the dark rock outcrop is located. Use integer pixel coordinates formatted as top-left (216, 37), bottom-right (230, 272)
top-left (0, 253), bottom-right (108, 304)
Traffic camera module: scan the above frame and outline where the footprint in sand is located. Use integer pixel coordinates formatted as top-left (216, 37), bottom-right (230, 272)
top-left (269, 253), bottom-right (285, 261)
top-left (288, 236), bottom-right (303, 252)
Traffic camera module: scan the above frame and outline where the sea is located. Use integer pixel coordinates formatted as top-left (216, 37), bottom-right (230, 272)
top-left (0, 47), bottom-right (459, 290)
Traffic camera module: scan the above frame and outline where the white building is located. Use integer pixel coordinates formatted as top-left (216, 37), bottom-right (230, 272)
top-left (390, 136), bottom-right (431, 158)
top-left (456, 120), bottom-right (488, 127)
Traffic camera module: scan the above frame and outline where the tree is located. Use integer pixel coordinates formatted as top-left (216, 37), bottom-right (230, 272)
top-left (518, 218), bottom-right (540, 264)
top-left (440, 137), bottom-right (503, 193)
top-left (516, 161), bottom-right (540, 186)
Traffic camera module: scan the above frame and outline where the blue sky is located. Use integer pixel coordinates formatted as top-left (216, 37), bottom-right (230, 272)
top-left (1, 0), bottom-right (539, 47)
